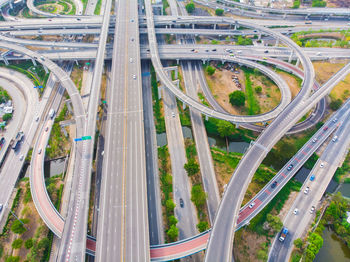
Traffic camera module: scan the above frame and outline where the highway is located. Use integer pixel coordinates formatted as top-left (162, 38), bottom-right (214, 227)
top-left (95, 0), bottom-right (150, 261)
top-left (268, 100), bottom-right (350, 262)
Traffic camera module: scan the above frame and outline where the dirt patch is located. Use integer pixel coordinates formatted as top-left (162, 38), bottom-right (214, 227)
top-left (276, 70), bottom-right (301, 99)
top-left (312, 60), bottom-right (348, 84)
top-left (326, 0), bottom-right (350, 7)
top-left (204, 65), bottom-right (246, 115)
top-left (299, 32), bottom-right (343, 40)
top-left (278, 191), bottom-right (298, 220)
top-left (233, 229), bottom-right (269, 262)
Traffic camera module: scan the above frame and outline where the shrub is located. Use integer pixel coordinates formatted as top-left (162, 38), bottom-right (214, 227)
top-left (197, 221), bottom-right (209, 232)
top-left (166, 224), bottom-right (178, 241)
top-left (206, 65), bottom-right (216, 76)
top-left (229, 91), bottom-right (245, 107)
top-left (12, 239), bottom-right (23, 249)
top-left (24, 238), bottom-right (34, 249)
top-left (2, 113), bottom-right (12, 122)
top-left (255, 86), bottom-right (262, 93)
top-left (215, 8), bottom-right (224, 16)
top-left (11, 220), bottom-right (27, 235)
top-left (292, 0), bottom-right (300, 8)
top-left (184, 159), bottom-right (200, 176)
top-left (185, 1), bottom-right (195, 13)
top-left (329, 98), bottom-right (342, 110)
top-left (191, 184), bottom-right (207, 209)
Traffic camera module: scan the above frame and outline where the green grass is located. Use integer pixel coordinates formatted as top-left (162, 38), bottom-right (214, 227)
top-left (198, 92), bottom-right (210, 107)
top-left (94, 0), bottom-right (102, 15)
top-left (81, 0), bottom-right (88, 12)
top-left (150, 66), bottom-right (166, 133)
top-left (244, 71), bottom-right (260, 115)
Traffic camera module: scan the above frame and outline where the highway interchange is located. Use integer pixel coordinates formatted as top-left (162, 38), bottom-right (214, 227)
top-left (0, 0), bottom-right (349, 261)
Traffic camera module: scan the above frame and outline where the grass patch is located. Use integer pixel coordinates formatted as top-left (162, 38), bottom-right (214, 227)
top-left (150, 66), bottom-right (166, 133)
top-left (94, 0), bottom-right (102, 15)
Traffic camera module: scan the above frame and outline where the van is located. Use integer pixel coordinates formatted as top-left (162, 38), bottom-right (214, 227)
top-left (332, 136), bottom-right (338, 142)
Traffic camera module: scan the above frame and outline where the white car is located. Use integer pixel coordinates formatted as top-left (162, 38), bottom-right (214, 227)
top-left (132, 75), bottom-right (136, 80)
top-left (248, 202), bottom-right (255, 209)
top-left (19, 155), bottom-right (24, 161)
top-left (293, 208), bottom-right (299, 215)
top-left (38, 148), bottom-right (42, 154)
top-left (310, 206), bottom-right (315, 213)
top-left (312, 138), bottom-right (317, 143)
top-left (320, 163), bottom-right (325, 168)
top-left (304, 186), bottom-right (310, 195)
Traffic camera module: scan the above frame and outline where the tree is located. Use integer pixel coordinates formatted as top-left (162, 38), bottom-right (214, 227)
top-left (184, 159), bottom-right (200, 176)
top-left (294, 238), bottom-right (303, 249)
top-left (256, 249), bottom-right (268, 260)
top-left (329, 99), bottom-right (342, 110)
top-left (206, 65), bottom-right (216, 76)
top-left (215, 8), bottom-right (224, 16)
top-left (216, 120), bottom-right (235, 151)
top-left (11, 220), bottom-right (27, 234)
top-left (12, 239), bottom-right (23, 249)
top-left (37, 237), bottom-right (50, 251)
top-left (292, 0), bottom-right (300, 8)
top-left (255, 86), bottom-right (262, 93)
top-left (24, 238), bottom-right (34, 249)
top-left (185, 1), bottom-right (195, 13)
top-left (165, 199), bottom-right (176, 212)
top-left (2, 113), bottom-right (13, 122)
top-left (197, 221), bottom-right (209, 232)
top-left (312, 0), bottom-right (326, 7)
top-left (168, 215), bottom-right (178, 226)
top-left (5, 256), bottom-right (20, 262)
top-left (191, 184), bottom-right (207, 209)
top-left (266, 214), bottom-right (283, 232)
top-left (229, 90), bottom-right (245, 107)
top-left (167, 224), bottom-right (179, 241)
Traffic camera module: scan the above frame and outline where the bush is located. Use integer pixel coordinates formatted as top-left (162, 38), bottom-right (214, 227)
top-left (191, 184), bottom-right (207, 209)
top-left (168, 215), bottom-right (178, 226)
top-left (255, 86), bottom-right (262, 93)
top-left (166, 224), bottom-right (179, 241)
top-left (185, 1), bottom-right (195, 13)
top-left (292, 0), bottom-right (300, 8)
top-left (11, 220), bottom-right (27, 235)
top-left (229, 91), bottom-right (245, 107)
top-left (197, 221), bottom-right (209, 232)
top-left (217, 120), bottom-right (235, 138)
top-left (5, 256), bottom-right (20, 262)
top-left (312, 0), bottom-right (326, 7)
top-left (215, 8), bottom-right (224, 16)
top-left (12, 239), bottom-right (23, 249)
top-left (24, 238), bottom-right (34, 249)
top-left (165, 199), bottom-right (176, 213)
top-left (184, 159), bottom-right (200, 176)
top-left (329, 98), bottom-right (342, 110)
top-left (2, 113), bottom-right (12, 122)
top-left (206, 65), bottom-right (216, 76)
top-left (294, 238), bottom-right (303, 249)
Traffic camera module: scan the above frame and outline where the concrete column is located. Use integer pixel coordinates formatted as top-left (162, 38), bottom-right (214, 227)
top-left (202, 59), bottom-right (207, 64)
top-left (31, 58), bottom-right (37, 66)
top-left (1, 56), bottom-right (9, 66)
top-left (183, 102), bottom-right (186, 110)
top-left (283, 13), bottom-right (286, 19)
top-left (9, 1), bottom-right (13, 9)
top-left (275, 38), bottom-right (280, 47)
top-left (158, 86), bottom-right (162, 99)
top-left (214, 24), bottom-right (217, 30)
top-left (192, 24), bottom-right (194, 29)
top-left (205, 115), bottom-right (208, 121)
top-left (61, 126), bottom-right (68, 137)
top-left (43, 65), bottom-right (49, 74)
top-left (235, 123), bottom-right (239, 129)
top-left (288, 51), bottom-right (294, 63)
top-left (175, 80), bottom-right (179, 89)
top-left (175, 68), bottom-right (178, 79)
top-left (176, 59), bottom-right (179, 65)
top-left (65, 100), bottom-right (73, 114)
top-left (75, 60), bottom-right (79, 66)
top-left (296, 58), bottom-right (300, 67)
top-left (258, 33), bottom-right (261, 40)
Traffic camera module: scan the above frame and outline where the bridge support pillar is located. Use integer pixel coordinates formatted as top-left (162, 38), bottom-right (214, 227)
top-left (1, 56), bottom-right (9, 66)
top-left (288, 51), bottom-right (294, 63)
top-left (43, 65), bottom-right (49, 74)
top-left (9, 1), bottom-right (13, 9)
top-left (192, 24), bottom-right (195, 29)
top-left (283, 13), bottom-right (287, 19)
top-left (158, 86), bottom-right (162, 99)
top-left (65, 99), bottom-right (73, 114)
top-left (275, 38), bottom-right (279, 47)
top-left (214, 23), bottom-right (217, 30)
top-left (258, 33), bottom-right (261, 40)
top-left (183, 102), bottom-right (186, 110)
top-left (31, 58), bottom-right (37, 66)
top-left (235, 123), bottom-right (239, 129)
top-left (75, 60), bottom-right (79, 66)
top-left (205, 115), bottom-right (208, 121)
top-left (176, 59), bottom-right (179, 65)
top-left (202, 59), bottom-right (207, 64)
top-left (296, 58), bottom-right (300, 67)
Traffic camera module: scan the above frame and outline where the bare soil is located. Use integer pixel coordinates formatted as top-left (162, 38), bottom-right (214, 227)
top-left (276, 71), bottom-right (301, 98)
top-left (326, 0), bottom-right (350, 8)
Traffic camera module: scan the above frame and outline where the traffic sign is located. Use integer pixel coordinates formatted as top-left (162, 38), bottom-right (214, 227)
top-left (74, 138), bottom-right (83, 142)
top-left (82, 136), bottom-right (92, 140)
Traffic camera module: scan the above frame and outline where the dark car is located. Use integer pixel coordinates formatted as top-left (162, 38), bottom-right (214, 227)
top-left (287, 164), bottom-right (294, 171)
top-left (180, 198), bottom-right (184, 208)
top-left (264, 50), bottom-right (269, 53)
top-left (0, 204), bottom-right (3, 213)
top-left (271, 181), bottom-right (278, 188)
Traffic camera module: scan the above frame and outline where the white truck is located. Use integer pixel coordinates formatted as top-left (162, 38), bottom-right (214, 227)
top-left (49, 108), bottom-right (55, 119)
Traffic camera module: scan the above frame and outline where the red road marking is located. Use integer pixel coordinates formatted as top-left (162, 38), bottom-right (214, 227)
top-left (281, 173), bottom-right (286, 178)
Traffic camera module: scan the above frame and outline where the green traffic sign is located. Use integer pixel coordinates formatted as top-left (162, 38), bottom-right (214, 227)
top-left (82, 136), bottom-right (92, 140)
top-left (102, 100), bottom-right (107, 104)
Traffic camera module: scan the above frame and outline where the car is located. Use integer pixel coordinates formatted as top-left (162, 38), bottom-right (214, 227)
top-left (48, 19), bottom-right (52, 21)
top-left (131, 37), bottom-right (134, 42)
top-left (35, 116), bottom-right (39, 122)
top-left (333, 118), bottom-right (337, 123)
top-left (312, 138), bottom-right (317, 143)
top-left (271, 181), bottom-right (278, 188)
top-left (77, 18), bottom-right (81, 21)
top-left (179, 198), bottom-right (184, 208)
top-left (310, 206), bottom-right (315, 213)
top-left (320, 162), bottom-right (325, 168)
top-left (132, 75), bottom-right (136, 80)
top-left (45, 127), bottom-right (49, 132)
top-left (172, 112), bottom-right (175, 118)
top-left (310, 174), bottom-right (315, 181)
top-left (191, 49), bottom-right (195, 52)
top-left (248, 202), bottom-right (256, 209)
top-left (293, 208), bottom-right (299, 215)
top-left (205, 50), bottom-right (209, 52)
top-left (323, 126), bottom-right (328, 131)
top-left (40, 56), bottom-right (45, 61)
top-left (0, 204), bottom-right (3, 213)
top-left (332, 136), bottom-right (338, 142)
top-left (130, 19), bottom-right (134, 22)
top-left (38, 148), bottom-right (42, 154)
top-left (304, 186), bottom-right (310, 194)
top-left (212, 48), bottom-right (217, 51)
top-left (287, 164), bottom-right (294, 171)
top-left (264, 50), bottom-right (269, 53)
top-left (19, 155), bottom-right (24, 161)
top-left (129, 58), bottom-right (133, 63)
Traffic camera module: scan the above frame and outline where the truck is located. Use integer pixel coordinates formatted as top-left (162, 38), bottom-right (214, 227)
top-left (11, 131), bottom-right (24, 151)
top-left (279, 227), bottom-right (288, 242)
top-left (49, 108), bottom-right (55, 119)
